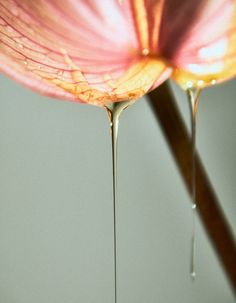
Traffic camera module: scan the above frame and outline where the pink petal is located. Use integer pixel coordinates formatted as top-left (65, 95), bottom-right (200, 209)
top-left (167, 0), bottom-right (236, 88)
top-left (0, 0), bottom-right (171, 105)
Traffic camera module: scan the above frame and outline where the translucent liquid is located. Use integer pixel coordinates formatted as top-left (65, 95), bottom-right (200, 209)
top-left (172, 64), bottom-right (236, 279)
top-left (186, 88), bottom-right (201, 280)
top-left (105, 100), bottom-right (134, 303)
top-left (173, 65), bottom-right (235, 91)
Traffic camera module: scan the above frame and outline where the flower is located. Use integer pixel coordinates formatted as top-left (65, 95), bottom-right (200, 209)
top-left (0, 0), bottom-right (235, 106)
top-left (170, 0), bottom-right (236, 89)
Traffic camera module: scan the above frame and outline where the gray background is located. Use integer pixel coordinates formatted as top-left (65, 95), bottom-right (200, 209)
top-left (0, 74), bottom-right (235, 303)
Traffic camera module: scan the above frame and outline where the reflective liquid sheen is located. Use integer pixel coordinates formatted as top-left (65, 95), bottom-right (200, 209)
top-left (173, 64), bottom-right (235, 278)
top-left (105, 100), bottom-right (134, 303)
top-left (186, 88), bottom-right (201, 280)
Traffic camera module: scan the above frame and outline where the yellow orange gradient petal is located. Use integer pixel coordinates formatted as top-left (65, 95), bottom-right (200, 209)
top-left (0, 0), bottom-right (140, 103)
top-left (36, 57), bottom-right (171, 106)
top-left (172, 0), bottom-right (236, 89)
top-left (113, 57), bottom-right (171, 101)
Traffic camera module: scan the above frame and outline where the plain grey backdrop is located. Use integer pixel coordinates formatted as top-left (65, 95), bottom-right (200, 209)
top-left (0, 74), bottom-right (235, 303)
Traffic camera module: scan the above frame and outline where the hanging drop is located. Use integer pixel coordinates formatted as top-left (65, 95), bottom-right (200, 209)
top-left (186, 87), bottom-right (201, 280)
top-left (105, 100), bottom-right (134, 303)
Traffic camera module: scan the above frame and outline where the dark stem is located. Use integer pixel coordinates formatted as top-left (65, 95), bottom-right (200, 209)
top-left (148, 82), bottom-right (236, 297)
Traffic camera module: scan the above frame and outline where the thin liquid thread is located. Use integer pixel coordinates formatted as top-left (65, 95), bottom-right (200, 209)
top-left (105, 100), bottom-right (134, 303)
top-left (187, 88), bottom-right (201, 280)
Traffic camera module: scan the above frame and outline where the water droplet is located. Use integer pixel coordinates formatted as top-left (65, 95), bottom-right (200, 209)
top-left (211, 79), bottom-right (216, 85)
top-left (197, 79), bottom-right (204, 87)
top-left (18, 43), bottom-right (23, 49)
top-left (24, 60), bottom-right (28, 65)
top-left (142, 48), bottom-right (150, 56)
top-left (186, 81), bottom-right (193, 88)
top-left (191, 271), bottom-right (196, 279)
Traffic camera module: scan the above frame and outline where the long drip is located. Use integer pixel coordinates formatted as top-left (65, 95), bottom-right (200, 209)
top-left (105, 100), bottom-right (134, 303)
top-left (186, 88), bottom-right (201, 280)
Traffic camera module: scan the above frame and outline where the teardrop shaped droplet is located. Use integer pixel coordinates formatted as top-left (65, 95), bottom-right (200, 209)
top-left (186, 87), bottom-right (201, 280)
top-left (142, 48), bottom-right (150, 56)
top-left (105, 100), bottom-right (134, 303)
